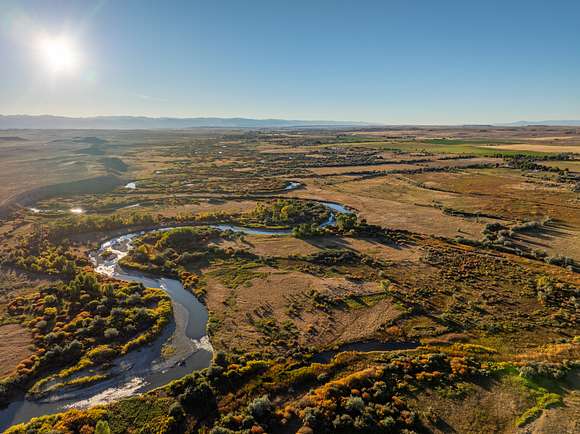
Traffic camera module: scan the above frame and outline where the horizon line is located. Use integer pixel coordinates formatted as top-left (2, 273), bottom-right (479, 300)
top-left (3, 113), bottom-right (580, 127)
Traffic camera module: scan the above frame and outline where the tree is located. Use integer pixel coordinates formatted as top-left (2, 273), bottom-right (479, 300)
top-left (336, 214), bottom-right (357, 232)
top-left (104, 327), bottom-right (119, 339)
top-left (179, 379), bottom-right (216, 414)
top-left (247, 395), bottom-right (273, 421)
top-left (95, 420), bottom-right (111, 434)
top-left (70, 272), bottom-right (100, 296)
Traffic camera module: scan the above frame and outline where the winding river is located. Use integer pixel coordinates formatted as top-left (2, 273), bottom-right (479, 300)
top-left (0, 201), bottom-right (353, 430)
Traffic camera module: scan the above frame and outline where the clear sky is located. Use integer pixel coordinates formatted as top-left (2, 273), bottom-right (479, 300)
top-left (1, 0), bottom-right (579, 124)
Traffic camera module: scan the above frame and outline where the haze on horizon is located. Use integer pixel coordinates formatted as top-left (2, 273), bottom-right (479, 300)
top-left (1, 0), bottom-right (579, 125)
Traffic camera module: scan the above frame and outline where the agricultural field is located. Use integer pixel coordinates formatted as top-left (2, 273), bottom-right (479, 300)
top-left (0, 126), bottom-right (578, 433)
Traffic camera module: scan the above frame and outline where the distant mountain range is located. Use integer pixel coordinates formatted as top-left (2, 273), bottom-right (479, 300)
top-left (0, 115), bottom-right (371, 130)
top-left (498, 120), bottom-right (580, 126)
top-left (2, 115), bottom-right (579, 129)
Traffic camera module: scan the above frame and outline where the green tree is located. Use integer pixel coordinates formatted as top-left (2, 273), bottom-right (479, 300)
top-left (95, 420), bottom-right (111, 434)
top-left (336, 214), bottom-right (357, 232)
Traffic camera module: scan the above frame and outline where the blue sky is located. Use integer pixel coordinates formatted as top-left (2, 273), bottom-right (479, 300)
top-left (1, 0), bottom-right (579, 124)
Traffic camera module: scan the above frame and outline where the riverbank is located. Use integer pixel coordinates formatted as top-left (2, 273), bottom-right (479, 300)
top-left (0, 199), bottom-right (352, 429)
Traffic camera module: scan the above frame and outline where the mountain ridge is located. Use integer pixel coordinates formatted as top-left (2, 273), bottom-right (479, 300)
top-left (498, 119), bottom-right (580, 126)
top-left (3, 115), bottom-right (580, 129)
top-left (0, 114), bottom-right (372, 130)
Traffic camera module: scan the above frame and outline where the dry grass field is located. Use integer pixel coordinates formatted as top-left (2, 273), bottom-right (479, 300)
top-left (0, 132), bottom-right (105, 204)
top-left (0, 324), bottom-right (33, 379)
top-left (0, 126), bottom-right (578, 434)
top-left (481, 144), bottom-right (580, 153)
top-left (287, 178), bottom-right (492, 239)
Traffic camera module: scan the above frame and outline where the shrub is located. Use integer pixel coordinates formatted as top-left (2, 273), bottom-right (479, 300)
top-left (344, 396), bottom-right (365, 413)
top-left (247, 395), bottom-right (273, 421)
top-left (380, 416), bottom-right (396, 428)
top-left (87, 345), bottom-right (117, 364)
top-left (333, 414), bottom-right (354, 430)
top-left (95, 420), bottom-right (111, 434)
top-left (210, 427), bottom-right (236, 434)
top-left (179, 379), bottom-right (215, 414)
top-left (169, 402), bottom-right (185, 421)
top-left (44, 294), bottom-right (58, 306)
top-left (103, 328), bottom-right (119, 339)
top-left (35, 320), bottom-right (49, 330)
top-left (518, 362), bottom-right (569, 380)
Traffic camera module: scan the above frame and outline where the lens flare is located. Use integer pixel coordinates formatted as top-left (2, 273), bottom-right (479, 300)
top-left (38, 35), bottom-right (79, 73)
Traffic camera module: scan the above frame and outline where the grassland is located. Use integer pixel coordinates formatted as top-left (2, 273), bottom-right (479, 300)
top-left (0, 324), bottom-right (33, 378)
top-left (0, 126), bottom-right (578, 433)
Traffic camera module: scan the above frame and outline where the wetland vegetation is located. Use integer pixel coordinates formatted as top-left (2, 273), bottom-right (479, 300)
top-left (0, 126), bottom-right (578, 433)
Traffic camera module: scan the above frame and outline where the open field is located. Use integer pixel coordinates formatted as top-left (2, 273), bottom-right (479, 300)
top-left (481, 144), bottom-right (580, 153)
top-left (542, 160), bottom-right (580, 172)
top-left (286, 177), bottom-right (494, 239)
top-left (0, 126), bottom-right (578, 434)
top-left (326, 141), bottom-right (576, 157)
top-left (0, 324), bottom-right (33, 379)
top-left (350, 125), bottom-right (580, 143)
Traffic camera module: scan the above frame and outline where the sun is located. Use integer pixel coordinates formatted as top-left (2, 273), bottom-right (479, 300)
top-left (38, 36), bottom-right (79, 74)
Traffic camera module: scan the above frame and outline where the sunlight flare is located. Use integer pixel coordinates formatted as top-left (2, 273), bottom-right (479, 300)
top-left (38, 35), bottom-right (80, 74)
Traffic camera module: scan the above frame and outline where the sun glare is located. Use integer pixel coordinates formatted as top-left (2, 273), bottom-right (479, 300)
top-left (38, 36), bottom-right (79, 74)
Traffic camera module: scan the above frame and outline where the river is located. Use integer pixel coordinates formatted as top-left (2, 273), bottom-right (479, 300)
top-left (0, 201), bottom-right (354, 430)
